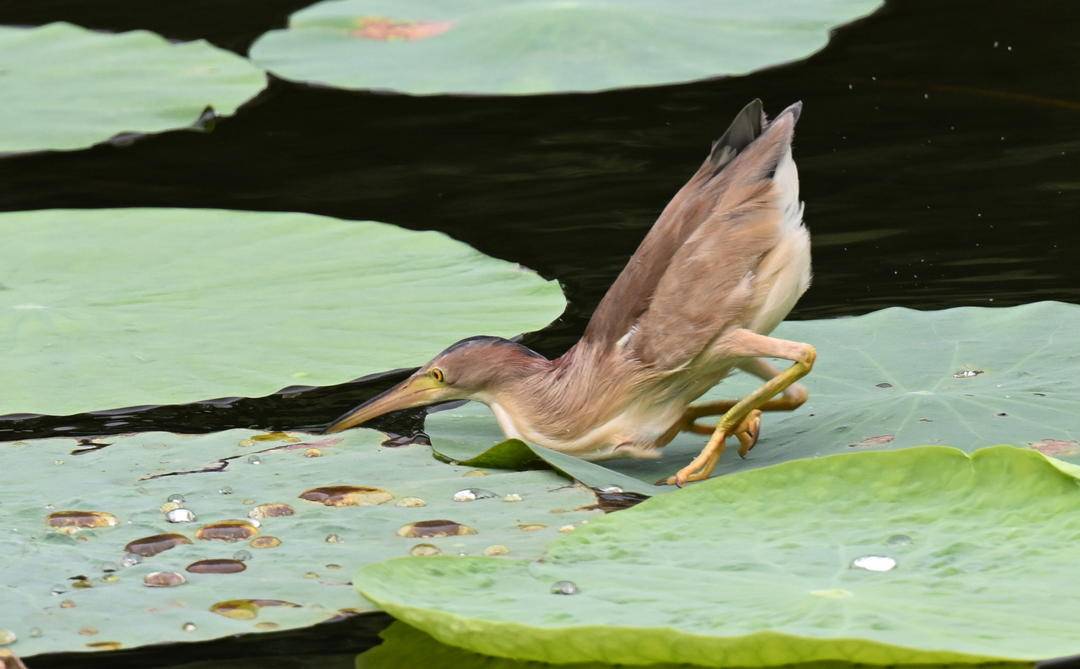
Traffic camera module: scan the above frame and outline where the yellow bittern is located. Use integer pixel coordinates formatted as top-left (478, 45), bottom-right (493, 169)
top-left (327, 99), bottom-right (814, 486)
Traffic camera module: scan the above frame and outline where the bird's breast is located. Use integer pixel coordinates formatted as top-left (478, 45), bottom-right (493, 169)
top-left (488, 399), bottom-right (683, 461)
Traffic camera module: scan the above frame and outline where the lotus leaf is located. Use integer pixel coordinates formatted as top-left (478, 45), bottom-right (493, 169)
top-left (0, 427), bottom-right (598, 657)
top-left (249, 0), bottom-right (883, 95)
top-left (355, 622), bottom-right (1031, 669)
top-left (357, 447), bottom-right (1080, 666)
top-left (427, 302), bottom-right (1080, 492)
top-left (0, 208), bottom-right (565, 416)
top-left (0, 23), bottom-right (266, 154)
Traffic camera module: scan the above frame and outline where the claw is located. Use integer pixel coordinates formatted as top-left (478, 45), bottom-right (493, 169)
top-left (736, 409), bottom-right (763, 458)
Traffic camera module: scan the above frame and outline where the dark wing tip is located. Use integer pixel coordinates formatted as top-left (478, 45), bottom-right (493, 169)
top-left (708, 99), bottom-right (764, 168)
top-left (779, 100), bottom-right (803, 124)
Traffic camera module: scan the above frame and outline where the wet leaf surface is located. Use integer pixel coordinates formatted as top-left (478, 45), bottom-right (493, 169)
top-left (1, 428), bottom-right (598, 657)
top-left (357, 447), bottom-right (1080, 666)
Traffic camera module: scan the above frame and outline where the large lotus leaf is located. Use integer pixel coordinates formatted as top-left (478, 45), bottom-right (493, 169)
top-left (356, 447), bottom-right (1080, 666)
top-left (0, 23), bottom-right (266, 154)
top-left (426, 302), bottom-right (1080, 492)
top-left (0, 208), bottom-right (565, 417)
top-left (249, 0), bottom-right (883, 96)
top-left (355, 623), bottom-right (1030, 669)
top-left (0, 427), bottom-right (599, 657)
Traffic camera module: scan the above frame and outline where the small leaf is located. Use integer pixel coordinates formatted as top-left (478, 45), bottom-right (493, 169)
top-left (0, 23), bottom-right (266, 154)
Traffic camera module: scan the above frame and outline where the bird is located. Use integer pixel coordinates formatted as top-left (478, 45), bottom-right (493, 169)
top-left (326, 99), bottom-right (814, 486)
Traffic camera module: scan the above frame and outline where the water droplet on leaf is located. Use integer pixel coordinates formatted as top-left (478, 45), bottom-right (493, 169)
top-left (851, 555), bottom-right (897, 572)
top-left (551, 580), bottom-right (579, 595)
top-left (453, 488), bottom-right (496, 502)
top-left (409, 543), bottom-right (441, 557)
top-left (953, 369), bottom-right (984, 379)
top-left (143, 571), bottom-right (187, 587)
top-left (165, 508), bottom-right (197, 523)
top-left (397, 519), bottom-right (476, 538)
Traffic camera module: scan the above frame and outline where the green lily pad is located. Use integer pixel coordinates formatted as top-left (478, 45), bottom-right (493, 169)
top-left (0, 23), bottom-right (266, 154)
top-left (0, 428), bottom-right (598, 657)
top-left (356, 446), bottom-right (1080, 666)
top-left (426, 302), bottom-right (1080, 492)
top-left (0, 208), bottom-right (565, 416)
top-left (356, 622), bottom-right (1031, 669)
top-left (249, 0), bottom-right (883, 95)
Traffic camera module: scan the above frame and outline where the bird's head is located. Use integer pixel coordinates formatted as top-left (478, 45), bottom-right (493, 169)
top-left (324, 336), bottom-right (548, 433)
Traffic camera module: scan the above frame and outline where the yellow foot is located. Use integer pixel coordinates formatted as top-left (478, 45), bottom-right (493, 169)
top-left (658, 409), bottom-right (763, 486)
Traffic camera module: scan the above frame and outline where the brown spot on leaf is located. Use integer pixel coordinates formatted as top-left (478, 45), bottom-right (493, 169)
top-left (299, 485), bottom-right (392, 507)
top-left (249, 536), bottom-right (282, 549)
top-left (1030, 439), bottom-right (1080, 457)
top-left (186, 559), bottom-right (247, 574)
top-left (196, 520), bottom-right (259, 542)
top-left (125, 533), bottom-right (192, 557)
top-left (397, 519), bottom-right (476, 538)
top-left (210, 599), bottom-right (300, 620)
top-left (239, 431), bottom-right (302, 447)
top-left (849, 434), bottom-right (895, 448)
top-left (248, 503), bottom-right (295, 519)
top-left (85, 641), bottom-right (122, 650)
top-left (352, 17), bottom-right (454, 41)
top-left (47, 511), bottom-right (118, 533)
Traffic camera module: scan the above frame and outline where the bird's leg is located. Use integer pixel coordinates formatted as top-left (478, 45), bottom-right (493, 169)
top-left (681, 358), bottom-right (809, 455)
top-left (664, 330), bottom-right (816, 486)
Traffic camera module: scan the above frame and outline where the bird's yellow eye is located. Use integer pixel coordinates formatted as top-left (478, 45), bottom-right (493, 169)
top-left (430, 368), bottom-right (445, 383)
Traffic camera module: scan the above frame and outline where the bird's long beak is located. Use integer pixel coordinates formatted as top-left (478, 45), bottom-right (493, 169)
top-left (324, 374), bottom-right (443, 434)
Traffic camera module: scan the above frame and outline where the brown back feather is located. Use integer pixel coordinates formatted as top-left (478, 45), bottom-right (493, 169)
top-left (575, 104), bottom-right (799, 371)
top-left (575, 100), bottom-right (766, 354)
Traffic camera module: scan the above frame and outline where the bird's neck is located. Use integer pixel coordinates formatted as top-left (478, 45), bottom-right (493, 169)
top-left (478, 341), bottom-right (622, 443)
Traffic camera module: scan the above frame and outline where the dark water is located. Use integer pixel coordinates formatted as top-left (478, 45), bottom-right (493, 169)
top-left (4, 0), bottom-right (1079, 665)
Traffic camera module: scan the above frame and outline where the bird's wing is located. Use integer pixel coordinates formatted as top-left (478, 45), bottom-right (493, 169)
top-left (576, 99), bottom-right (767, 354)
top-left (604, 102), bottom-right (805, 371)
